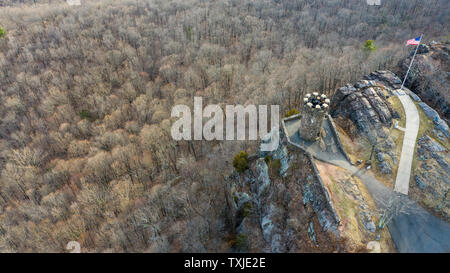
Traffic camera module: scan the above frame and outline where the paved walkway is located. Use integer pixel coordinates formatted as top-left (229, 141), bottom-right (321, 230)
top-left (393, 89), bottom-right (420, 195)
top-left (283, 117), bottom-right (450, 252)
top-left (328, 158), bottom-right (450, 253)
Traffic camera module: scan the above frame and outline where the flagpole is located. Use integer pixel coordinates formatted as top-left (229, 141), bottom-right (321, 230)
top-left (400, 34), bottom-right (423, 90)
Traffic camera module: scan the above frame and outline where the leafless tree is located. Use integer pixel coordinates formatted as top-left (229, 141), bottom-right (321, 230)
top-left (376, 193), bottom-right (424, 229)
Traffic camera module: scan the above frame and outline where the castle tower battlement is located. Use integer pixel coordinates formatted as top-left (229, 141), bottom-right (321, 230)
top-left (299, 92), bottom-right (330, 141)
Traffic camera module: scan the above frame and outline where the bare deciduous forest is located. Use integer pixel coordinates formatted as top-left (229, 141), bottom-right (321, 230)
top-left (0, 0), bottom-right (448, 252)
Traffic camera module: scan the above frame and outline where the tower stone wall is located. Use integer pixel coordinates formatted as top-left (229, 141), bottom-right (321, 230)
top-left (299, 93), bottom-right (329, 141)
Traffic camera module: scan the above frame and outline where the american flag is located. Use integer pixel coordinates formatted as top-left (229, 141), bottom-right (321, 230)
top-left (406, 36), bottom-right (421, 46)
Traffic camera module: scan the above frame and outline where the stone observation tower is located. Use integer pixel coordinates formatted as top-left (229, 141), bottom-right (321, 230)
top-left (299, 92), bottom-right (330, 141)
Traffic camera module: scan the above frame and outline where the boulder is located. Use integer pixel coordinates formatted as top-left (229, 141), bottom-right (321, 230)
top-left (365, 70), bottom-right (402, 89)
top-left (397, 42), bottom-right (449, 123)
top-left (413, 133), bottom-right (449, 219)
top-left (379, 161), bottom-right (393, 174)
top-left (386, 151), bottom-right (398, 164)
top-left (376, 152), bottom-right (386, 162)
top-left (307, 222), bottom-right (318, 246)
top-left (433, 129), bottom-right (446, 142)
top-left (234, 192), bottom-right (252, 210)
top-left (228, 141), bottom-right (340, 252)
top-left (254, 159), bottom-right (270, 197)
top-left (258, 127), bottom-right (280, 157)
top-left (418, 135), bottom-right (445, 152)
top-left (431, 152), bottom-right (450, 174)
top-left (260, 203), bottom-right (284, 253)
top-left (415, 175), bottom-right (427, 190)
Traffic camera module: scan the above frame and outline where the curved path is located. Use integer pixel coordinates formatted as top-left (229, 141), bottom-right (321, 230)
top-left (326, 157), bottom-right (450, 253)
top-left (393, 89), bottom-right (420, 195)
top-left (283, 117), bottom-right (450, 252)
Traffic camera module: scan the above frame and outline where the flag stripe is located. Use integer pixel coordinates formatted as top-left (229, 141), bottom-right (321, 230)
top-left (406, 36), bottom-right (421, 46)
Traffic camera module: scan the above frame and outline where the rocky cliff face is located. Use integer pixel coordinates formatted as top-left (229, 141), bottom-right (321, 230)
top-left (330, 71), bottom-right (405, 175)
top-left (226, 133), bottom-right (343, 253)
top-left (397, 42), bottom-right (450, 123)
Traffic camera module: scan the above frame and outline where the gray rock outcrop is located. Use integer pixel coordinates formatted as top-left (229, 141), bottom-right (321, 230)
top-left (419, 102), bottom-right (449, 138)
top-left (330, 71), bottom-right (409, 177)
top-left (330, 72), bottom-right (400, 143)
top-left (397, 42), bottom-right (449, 123)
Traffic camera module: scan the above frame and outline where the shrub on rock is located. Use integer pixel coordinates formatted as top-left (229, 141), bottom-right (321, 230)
top-left (285, 109), bottom-right (300, 117)
top-left (233, 151), bottom-right (249, 173)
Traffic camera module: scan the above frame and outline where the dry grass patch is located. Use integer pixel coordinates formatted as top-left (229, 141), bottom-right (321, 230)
top-left (408, 101), bottom-right (450, 220)
top-left (387, 94), bottom-right (406, 128)
top-left (315, 160), bottom-right (396, 253)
